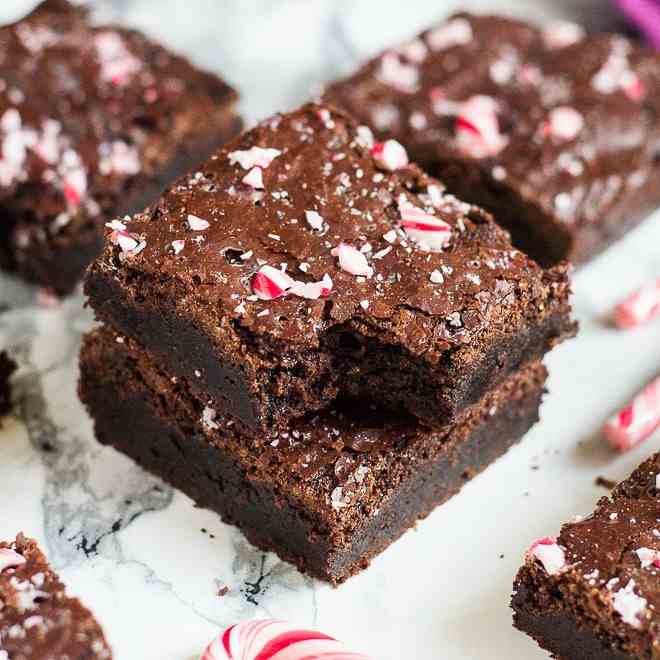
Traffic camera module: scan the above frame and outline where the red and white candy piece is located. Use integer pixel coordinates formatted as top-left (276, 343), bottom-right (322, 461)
top-left (527, 537), bottom-right (566, 575)
top-left (331, 244), bottom-right (373, 277)
top-left (228, 147), bottom-right (282, 170)
top-left (201, 619), bottom-right (370, 660)
top-left (543, 107), bottom-right (584, 142)
top-left (242, 166), bottom-right (264, 189)
top-left (370, 140), bottom-right (408, 171)
top-left (288, 274), bottom-right (333, 300)
top-left (252, 265), bottom-right (294, 301)
top-left (398, 198), bottom-right (451, 252)
top-left (604, 376), bottom-right (660, 452)
top-left (636, 547), bottom-right (660, 569)
top-left (377, 52), bottom-right (419, 94)
top-left (455, 96), bottom-right (507, 159)
top-left (542, 22), bottom-right (585, 49)
top-left (0, 548), bottom-right (26, 572)
top-left (613, 580), bottom-right (647, 629)
top-left (188, 214), bottom-right (210, 231)
top-left (426, 17), bottom-right (473, 51)
top-left (614, 278), bottom-right (660, 329)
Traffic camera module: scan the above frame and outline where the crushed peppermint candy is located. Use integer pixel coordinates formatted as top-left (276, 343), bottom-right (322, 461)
top-left (377, 51), bottom-right (419, 94)
top-left (94, 31), bottom-right (141, 86)
top-left (543, 107), bottom-right (584, 142)
top-left (171, 240), bottom-right (185, 255)
top-left (542, 22), bottom-right (585, 49)
top-left (398, 196), bottom-right (452, 252)
top-left (252, 265), bottom-right (294, 300)
top-left (635, 547), bottom-right (660, 569)
top-left (614, 278), bottom-right (660, 329)
top-left (288, 274), bottom-right (333, 300)
top-left (430, 269), bottom-right (444, 284)
top-left (242, 166), bottom-right (264, 189)
top-left (187, 214), bottom-right (210, 231)
top-left (455, 95), bottom-right (507, 158)
top-left (331, 243), bottom-right (373, 277)
top-left (612, 580), bottom-right (647, 629)
top-left (370, 140), bottom-right (408, 171)
top-left (202, 406), bottom-right (219, 430)
top-left (426, 18), bottom-right (473, 51)
top-left (98, 140), bottom-right (140, 176)
top-left (528, 537), bottom-right (566, 575)
top-left (0, 548), bottom-right (26, 572)
top-left (228, 146), bottom-right (281, 170)
top-left (305, 210), bottom-right (324, 231)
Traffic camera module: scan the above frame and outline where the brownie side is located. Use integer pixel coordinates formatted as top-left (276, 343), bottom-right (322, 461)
top-left (324, 14), bottom-right (660, 266)
top-left (0, 350), bottom-right (16, 417)
top-left (0, 0), bottom-right (242, 294)
top-left (79, 326), bottom-right (547, 584)
top-left (512, 453), bottom-right (660, 658)
top-left (85, 102), bottom-right (574, 435)
top-left (0, 534), bottom-right (112, 659)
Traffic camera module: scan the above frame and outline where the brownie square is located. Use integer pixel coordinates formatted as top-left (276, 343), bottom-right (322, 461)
top-left (0, 533), bottom-right (112, 658)
top-left (512, 453), bottom-right (660, 659)
top-left (324, 13), bottom-right (660, 266)
top-left (85, 102), bottom-right (574, 436)
top-left (79, 325), bottom-right (548, 584)
top-left (0, 350), bottom-right (16, 416)
top-left (0, 0), bottom-right (242, 294)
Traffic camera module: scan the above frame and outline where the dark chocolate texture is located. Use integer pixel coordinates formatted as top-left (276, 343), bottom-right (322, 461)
top-left (79, 325), bottom-right (548, 584)
top-left (513, 452), bottom-right (660, 659)
top-left (0, 350), bottom-right (15, 416)
top-left (324, 13), bottom-right (660, 265)
top-left (0, 534), bottom-right (112, 659)
top-left (85, 102), bottom-right (574, 436)
top-left (0, 0), bottom-right (241, 294)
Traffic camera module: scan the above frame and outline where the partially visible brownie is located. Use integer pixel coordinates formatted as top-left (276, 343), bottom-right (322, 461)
top-left (79, 325), bottom-right (548, 584)
top-left (324, 13), bottom-right (660, 265)
top-left (512, 452), bottom-right (660, 659)
top-left (0, 351), bottom-right (16, 416)
top-left (85, 102), bottom-right (574, 436)
top-left (0, 0), bottom-right (242, 294)
top-left (0, 533), bottom-right (112, 658)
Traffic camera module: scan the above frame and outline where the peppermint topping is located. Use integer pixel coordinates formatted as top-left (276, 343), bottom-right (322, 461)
top-left (187, 214), bottom-right (210, 231)
top-left (377, 52), bottom-right (419, 93)
top-left (99, 140), bottom-right (141, 176)
top-left (613, 580), bottom-right (647, 629)
top-left (171, 240), bottom-right (185, 255)
top-left (614, 278), bottom-right (660, 329)
top-left (242, 166), bottom-right (264, 189)
top-left (331, 244), bottom-right (373, 277)
top-left (543, 107), bottom-right (584, 141)
top-left (252, 265), bottom-right (293, 300)
top-left (202, 406), bottom-right (219, 430)
top-left (228, 147), bottom-right (281, 170)
top-left (398, 196), bottom-right (452, 252)
top-left (528, 537), bottom-right (566, 575)
top-left (93, 31), bottom-right (141, 86)
top-left (455, 96), bottom-right (507, 158)
top-left (305, 210), bottom-right (324, 231)
top-left (635, 547), bottom-right (660, 569)
top-left (542, 22), bottom-right (585, 49)
top-left (426, 18), bottom-right (473, 51)
top-left (370, 140), bottom-right (409, 171)
top-left (0, 548), bottom-right (26, 572)
top-left (592, 42), bottom-right (644, 100)
top-left (288, 274), bottom-right (333, 300)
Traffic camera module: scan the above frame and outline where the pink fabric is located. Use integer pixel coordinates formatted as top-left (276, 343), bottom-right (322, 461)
top-left (616, 0), bottom-right (660, 48)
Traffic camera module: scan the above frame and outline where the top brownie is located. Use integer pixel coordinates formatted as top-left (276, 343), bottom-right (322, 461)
top-left (0, 0), bottom-right (240, 294)
top-left (324, 14), bottom-right (660, 265)
top-left (85, 102), bottom-right (574, 435)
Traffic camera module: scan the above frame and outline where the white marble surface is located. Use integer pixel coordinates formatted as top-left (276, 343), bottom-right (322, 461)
top-left (1, 1), bottom-right (659, 659)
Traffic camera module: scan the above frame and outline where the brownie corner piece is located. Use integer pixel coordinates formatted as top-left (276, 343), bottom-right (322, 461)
top-left (79, 325), bottom-right (547, 584)
top-left (323, 13), bottom-right (660, 266)
top-left (0, 350), bottom-right (16, 417)
top-left (512, 452), bottom-right (660, 659)
top-left (84, 101), bottom-right (574, 435)
top-left (0, 0), bottom-right (242, 295)
top-left (0, 533), bottom-right (112, 658)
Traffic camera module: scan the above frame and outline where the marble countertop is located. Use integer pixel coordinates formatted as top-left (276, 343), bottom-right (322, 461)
top-left (1, 1), bottom-right (659, 659)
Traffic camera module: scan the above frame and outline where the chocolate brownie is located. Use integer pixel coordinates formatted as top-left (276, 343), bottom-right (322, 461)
top-left (0, 351), bottom-right (16, 416)
top-left (79, 325), bottom-right (548, 584)
top-left (0, 533), bottom-right (112, 658)
top-left (324, 14), bottom-right (660, 266)
top-left (0, 0), bottom-right (241, 295)
top-left (85, 102), bottom-right (574, 436)
top-left (512, 452), bottom-right (660, 659)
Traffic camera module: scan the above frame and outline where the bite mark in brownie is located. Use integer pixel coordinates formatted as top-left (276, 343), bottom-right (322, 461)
top-left (0, 534), bottom-right (112, 658)
top-left (79, 326), bottom-right (548, 584)
top-left (0, 0), bottom-right (242, 294)
top-left (85, 102), bottom-right (574, 436)
top-left (0, 351), bottom-right (16, 417)
top-left (323, 14), bottom-right (660, 266)
top-left (512, 453), bottom-right (660, 659)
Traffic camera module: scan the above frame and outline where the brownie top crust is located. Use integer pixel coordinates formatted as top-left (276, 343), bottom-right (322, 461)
top-left (92, 102), bottom-right (571, 360)
top-left (0, 0), bottom-right (238, 249)
top-left (324, 13), bottom-right (660, 235)
top-left (0, 534), bottom-right (112, 658)
top-left (517, 453), bottom-right (660, 656)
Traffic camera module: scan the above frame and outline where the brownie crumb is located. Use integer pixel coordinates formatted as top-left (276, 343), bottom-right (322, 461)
top-left (595, 475), bottom-right (617, 489)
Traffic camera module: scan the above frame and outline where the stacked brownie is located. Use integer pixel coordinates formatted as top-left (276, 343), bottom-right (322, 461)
top-left (0, 0), bottom-right (241, 294)
top-left (324, 14), bottom-right (660, 266)
top-left (80, 102), bottom-right (575, 583)
top-left (513, 452), bottom-right (660, 659)
top-left (0, 534), bottom-right (112, 658)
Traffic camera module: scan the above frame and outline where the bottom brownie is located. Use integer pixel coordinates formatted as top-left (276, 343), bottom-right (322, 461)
top-left (0, 534), bottom-right (112, 659)
top-left (512, 453), bottom-right (660, 659)
top-left (0, 350), bottom-right (16, 417)
top-left (79, 327), bottom-right (547, 584)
